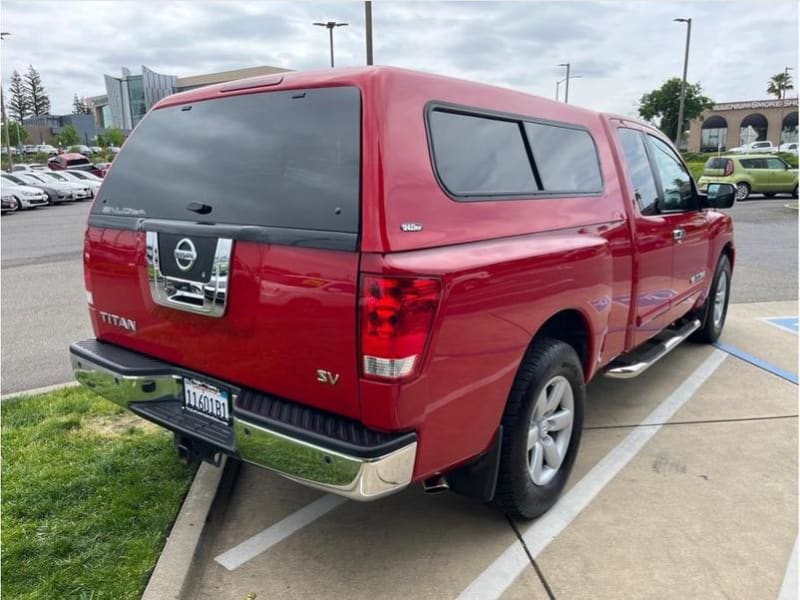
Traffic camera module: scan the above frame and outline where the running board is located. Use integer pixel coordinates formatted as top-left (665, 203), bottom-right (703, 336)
top-left (604, 319), bottom-right (702, 379)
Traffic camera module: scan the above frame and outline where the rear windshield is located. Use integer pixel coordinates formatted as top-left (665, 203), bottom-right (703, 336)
top-left (67, 158), bottom-right (91, 166)
top-left (93, 86), bottom-right (361, 233)
top-left (705, 158), bottom-right (729, 169)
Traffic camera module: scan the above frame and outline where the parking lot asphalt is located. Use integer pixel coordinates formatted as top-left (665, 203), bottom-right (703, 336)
top-left (185, 301), bottom-right (797, 600)
top-left (0, 196), bottom-right (797, 394)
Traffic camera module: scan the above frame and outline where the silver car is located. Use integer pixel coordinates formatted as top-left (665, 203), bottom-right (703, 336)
top-left (37, 171), bottom-right (93, 200)
top-left (56, 170), bottom-right (103, 195)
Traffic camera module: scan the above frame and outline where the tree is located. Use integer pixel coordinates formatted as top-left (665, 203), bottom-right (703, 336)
top-left (24, 65), bottom-right (51, 116)
top-left (103, 127), bottom-right (125, 147)
top-left (0, 120), bottom-right (28, 146)
top-left (8, 70), bottom-right (30, 121)
top-left (767, 71), bottom-right (794, 100)
top-left (72, 94), bottom-right (91, 115)
top-left (56, 124), bottom-right (81, 147)
top-left (638, 78), bottom-right (714, 140)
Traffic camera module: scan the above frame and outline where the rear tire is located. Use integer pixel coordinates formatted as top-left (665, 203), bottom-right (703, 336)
top-left (492, 337), bottom-right (584, 520)
top-left (14, 196), bottom-right (23, 211)
top-left (793, 185), bottom-right (798, 199)
top-left (735, 182), bottom-right (750, 201)
top-left (691, 254), bottom-right (731, 344)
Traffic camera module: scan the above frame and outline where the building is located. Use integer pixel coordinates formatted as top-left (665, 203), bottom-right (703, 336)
top-left (687, 98), bottom-right (798, 152)
top-left (23, 113), bottom-right (97, 146)
top-left (91, 64), bottom-right (292, 131)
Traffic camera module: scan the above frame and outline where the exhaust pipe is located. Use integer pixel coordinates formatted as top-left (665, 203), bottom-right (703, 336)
top-left (423, 475), bottom-right (450, 494)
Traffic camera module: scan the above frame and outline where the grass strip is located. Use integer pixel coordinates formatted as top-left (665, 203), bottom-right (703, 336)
top-left (1, 386), bottom-right (198, 599)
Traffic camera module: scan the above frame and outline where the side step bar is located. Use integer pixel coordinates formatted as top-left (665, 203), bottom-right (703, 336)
top-left (604, 319), bottom-right (702, 379)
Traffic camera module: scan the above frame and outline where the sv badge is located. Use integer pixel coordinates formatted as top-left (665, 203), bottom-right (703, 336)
top-left (316, 369), bottom-right (340, 386)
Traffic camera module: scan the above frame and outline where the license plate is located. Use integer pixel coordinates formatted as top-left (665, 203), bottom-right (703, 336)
top-left (183, 378), bottom-right (230, 423)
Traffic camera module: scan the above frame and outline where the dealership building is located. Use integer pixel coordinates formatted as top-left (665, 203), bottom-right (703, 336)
top-left (687, 97), bottom-right (798, 152)
top-left (87, 64), bottom-right (292, 132)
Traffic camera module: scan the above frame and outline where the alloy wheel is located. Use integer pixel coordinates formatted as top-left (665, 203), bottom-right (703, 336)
top-left (527, 375), bottom-right (575, 486)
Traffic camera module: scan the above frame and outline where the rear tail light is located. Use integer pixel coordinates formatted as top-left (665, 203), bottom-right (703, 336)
top-left (724, 159), bottom-right (734, 176)
top-left (359, 275), bottom-right (441, 380)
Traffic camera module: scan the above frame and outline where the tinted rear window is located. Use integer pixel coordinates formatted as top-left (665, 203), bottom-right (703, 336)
top-left (705, 157), bottom-right (729, 169)
top-left (67, 158), bottom-right (91, 166)
top-left (428, 110), bottom-right (537, 196)
top-left (524, 122), bottom-right (602, 192)
top-left (94, 86), bottom-right (361, 233)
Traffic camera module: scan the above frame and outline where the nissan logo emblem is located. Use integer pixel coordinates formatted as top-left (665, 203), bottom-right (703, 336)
top-left (174, 238), bottom-right (198, 272)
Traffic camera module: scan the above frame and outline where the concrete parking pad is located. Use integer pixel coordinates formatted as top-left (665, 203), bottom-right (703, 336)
top-left (176, 302), bottom-right (796, 600)
top-left (721, 301), bottom-right (798, 377)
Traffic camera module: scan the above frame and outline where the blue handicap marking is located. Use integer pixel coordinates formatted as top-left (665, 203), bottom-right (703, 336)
top-left (763, 316), bottom-right (799, 335)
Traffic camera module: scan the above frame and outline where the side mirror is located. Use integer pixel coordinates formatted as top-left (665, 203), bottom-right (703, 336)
top-left (702, 183), bottom-right (736, 209)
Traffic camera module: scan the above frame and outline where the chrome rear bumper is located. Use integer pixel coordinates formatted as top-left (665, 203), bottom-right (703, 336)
top-left (69, 340), bottom-right (416, 501)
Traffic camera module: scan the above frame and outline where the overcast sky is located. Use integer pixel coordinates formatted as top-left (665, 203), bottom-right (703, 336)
top-left (1, 0), bottom-right (797, 116)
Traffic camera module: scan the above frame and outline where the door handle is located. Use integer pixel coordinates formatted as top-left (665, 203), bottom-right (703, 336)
top-left (673, 228), bottom-right (686, 243)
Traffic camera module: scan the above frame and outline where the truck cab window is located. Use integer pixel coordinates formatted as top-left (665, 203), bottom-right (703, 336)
top-left (617, 128), bottom-right (658, 215)
top-left (647, 135), bottom-right (694, 212)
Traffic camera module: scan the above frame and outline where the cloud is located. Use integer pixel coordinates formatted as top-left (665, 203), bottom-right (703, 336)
top-left (0, 0), bottom-right (797, 116)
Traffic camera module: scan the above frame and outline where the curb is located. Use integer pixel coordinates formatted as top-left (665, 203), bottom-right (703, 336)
top-left (142, 457), bottom-right (230, 600)
top-left (0, 380), bottom-right (79, 402)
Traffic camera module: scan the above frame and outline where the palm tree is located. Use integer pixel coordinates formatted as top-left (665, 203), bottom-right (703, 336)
top-left (767, 72), bottom-right (794, 99)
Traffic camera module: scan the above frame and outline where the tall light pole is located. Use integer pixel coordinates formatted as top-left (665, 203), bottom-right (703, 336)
top-left (778, 65), bottom-right (793, 146)
top-left (557, 63), bottom-right (571, 103)
top-left (556, 75), bottom-right (583, 102)
top-left (365, 2), bottom-right (373, 66)
top-left (1, 31), bottom-right (13, 172)
top-left (313, 21), bottom-right (349, 68)
top-left (674, 17), bottom-right (692, 146)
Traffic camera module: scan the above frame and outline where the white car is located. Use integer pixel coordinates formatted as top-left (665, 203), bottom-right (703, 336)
top-left (0, 146), bottom-right (20, 155)
top-left (9, 172), bottom-right (75, 203)
top-left (729, 141), bottom-right (779, 154)
top-left (57, 170), bottom-right (102, 195)
top-left (779, 142), bottom-right (798, 155)
top-left (37, 171), bottom-right (93, 200)
top-left (89, 146), bottom-right (102, 154)
top-left (35, 144), bottom-right (58, 155)
top-left (0, 175), bottom-right (50, 209)
top-left (108, 146), bottom-right (121, 154)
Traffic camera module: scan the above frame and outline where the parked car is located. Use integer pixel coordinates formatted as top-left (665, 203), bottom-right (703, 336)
top-left (108, 146), bottom-right (121, 154)
top-left (11, 163), bottom-right (50, 172)
top-left (89, 146), bottom-right (103, 154)
top-left (69, 67), bottom-right (735, 519)
top-left (0, 175), bottom-right (50, 209)
top-left (22, 144), bottom-right (38, 155)
top-left (729, 140), bottom-right (779, 154)
top-left (35, 144), bottom-right (58, 156)
top-left (37, 171), bottom-right (93, 200)
top-left (779, 142), bottom-right (798, 155)
top-left (9, 172), bottom-right (74, 203)
top-left (57, 169), bottom-right (103, 195)
top-left (49, 153), bottom-right (105, 177)
top-left (1, 191), bottom-right (18, 213)
top-left (93, 162), bottom-right (112, 177)
top-left (698, 155), bottom-right (798, 200)
top-left (0, 146), bottom-right (20, 155)
top-left (69, 144), bottom-right (93, 155)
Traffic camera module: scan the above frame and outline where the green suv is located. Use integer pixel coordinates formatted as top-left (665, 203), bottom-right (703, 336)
top-left (697, 155), bottom-right (798, 201)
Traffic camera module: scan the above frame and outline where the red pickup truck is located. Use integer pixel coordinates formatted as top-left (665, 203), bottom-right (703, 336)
top-left (69, 67), bottom-right (734, 519)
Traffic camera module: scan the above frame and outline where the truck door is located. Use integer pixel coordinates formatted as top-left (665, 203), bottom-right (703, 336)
top-left (644, 134), bottom-right (711, 319)
top-left (616, 127), bottom-right (678, 346)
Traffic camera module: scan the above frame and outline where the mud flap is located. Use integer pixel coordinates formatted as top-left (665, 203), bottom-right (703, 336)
top-left (446, 426), bottom-right (502, 502)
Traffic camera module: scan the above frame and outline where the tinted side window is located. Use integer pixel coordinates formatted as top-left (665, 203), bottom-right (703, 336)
top-left (617, 128), bottom-right (659, 215)
top-left (706, 157), bottom-right (728, 169)
top-left (740, 158), bottom-right (766, 169)
top-left (648, 136), bottom-right (693, 211)
top-left (524, 122), bottom-right (602, 192)
top-left (429, 110), bottom-right (537, 196)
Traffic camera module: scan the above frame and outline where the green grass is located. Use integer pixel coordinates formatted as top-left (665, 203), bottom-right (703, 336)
top-left (1, 386), bottom-right (197, 600)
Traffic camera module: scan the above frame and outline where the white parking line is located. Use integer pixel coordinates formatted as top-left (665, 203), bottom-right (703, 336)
top-left (778, 536), bottom-right (798, 600)
top-left (458, 349), bottom-right (728, 600)
top-left (214, 494), bottom-right (347, 571)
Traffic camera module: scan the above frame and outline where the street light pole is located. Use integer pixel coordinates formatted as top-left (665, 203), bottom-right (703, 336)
top-left (313, 21), bottom-right (349, 68)
top-left (556, 75), bottom-right (582, 103)
top-left (674, 17), bottom-right (692, 146)
top-left (365, 2), bottom-right (374, 66)
top-left (1, 31), bottom-right (13, 172)
top-left (558, 63), bottom-right (571, 103)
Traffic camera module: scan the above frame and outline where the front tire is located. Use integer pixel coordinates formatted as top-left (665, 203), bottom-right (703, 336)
top-left (735, 182), bottom-right (751, 201)
top-left (691, 254), bottom-right (731, 343)
top-left (13, 196), bottom-right (23, 211)
top-left (492, 337), bottom-right (584, 520)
